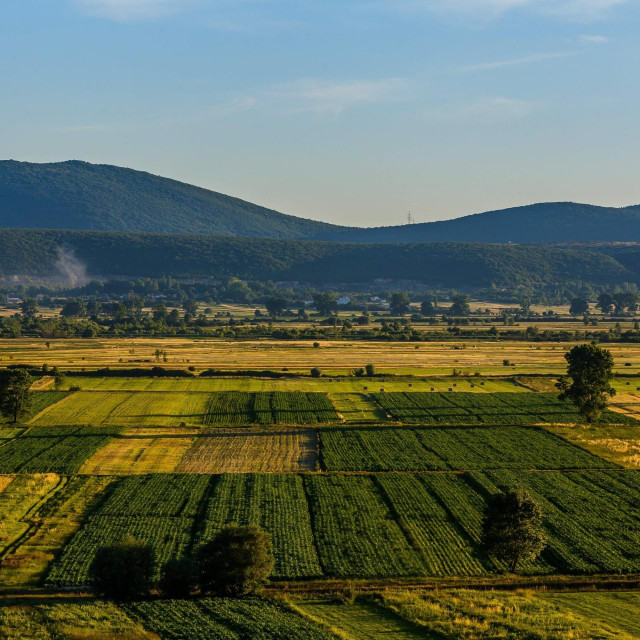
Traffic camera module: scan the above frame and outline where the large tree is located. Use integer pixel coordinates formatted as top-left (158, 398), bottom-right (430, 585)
top-left (313, 292), bottom-right (338, 316)
top-left (390, 292), bottom-right (410, 315)
top-left (557, 343), bottom-right (615, 423)
top-left (482, 489), bottom-right (546, 573)
top-left (449, 294), bottom-right (471, 316)
top-left (196, 524), bottom-right (274, 597)
top-left (265, 296), bottom-right (287, 317)
top-left (569, 297), bottom-right (589, 316)
top-left (0, 369), bottom-right (33, 423)
top-left (89, 536), bottom-right (155, 600)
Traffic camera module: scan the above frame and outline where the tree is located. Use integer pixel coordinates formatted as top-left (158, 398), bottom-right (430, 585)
top-left (482, 489), bottom-right (546, 573)
top-left (196, 524), bottom-right (274, 597)
top-left (390, 292), bottom-right (410, 315)
top-left (420, 300), bottom-right (436, 316)
top-left (569, 298), bottom-right (589, 316)
top-left (312, 293), bottom-right (338, 316)
top-left (310, 367), bottom-right (322, 378)
top-left (182, 299), bottom-right (198, 316)
top-left (89, 536), bottom-right (155, 600)
top-left (265, 297), bottom-right (287, 317)
top-left (449, 294), bottom-right (470, 316)
top-left (60, 300), bottom-right (86, 317)
top-left (596, 293), bottom-right (614, 314)
top-left (159, 557), bottom-right (197, 598)
top-left (365, 363), bottom-right (376, 377)
top-left (152, 303), bottom-right (168, 322)
top-left (20, 298), bottom-right (38, 318)
top-left (0, 369), bottom-right (33, 423)
top-left (557, 343), bottom-right (615, 422)
top-left (52, 367), bottom-right (66, 391)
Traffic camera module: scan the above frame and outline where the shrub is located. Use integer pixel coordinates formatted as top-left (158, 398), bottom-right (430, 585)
top-left (159, 557), bottom-right (197, 598)
top-left (365, 364), bottom-right (376, 377)
top-left (310, 367), bottom-right (322, 378)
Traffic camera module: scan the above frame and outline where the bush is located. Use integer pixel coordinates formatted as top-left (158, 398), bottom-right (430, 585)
top-left (196, 525), bottom-right (274, 597)
top-left (89, 536), bottom-right (155, 600)
top-left (365, 364), bottom-right (376, 377)
top-left (159, 557), bottom-right (197, 598)
top-left (310, 367), bottom-right (322, 378)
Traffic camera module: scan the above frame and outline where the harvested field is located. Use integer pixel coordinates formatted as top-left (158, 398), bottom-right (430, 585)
top-left (176, 427), bottom-right (317, 473)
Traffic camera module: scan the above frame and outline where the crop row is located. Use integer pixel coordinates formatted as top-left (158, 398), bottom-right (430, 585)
top-left (205, 392), bottom-right (339, 425)
top-left (319, 425), bottom-right (612, 471)
top-left (372, 392), bottom-right (636, 425)
top-left (45, 470), bottom-right (640, 584)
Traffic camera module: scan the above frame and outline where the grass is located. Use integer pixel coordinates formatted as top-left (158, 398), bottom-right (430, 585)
top-left (0, 476), bottom-right (114, 588)
top-left (0, 601), bottom-right (156, 640)
top-left (539, 592), bottom-right (640, 636)
top-left (32, 391), bottom-right (210, 427)
top-left (176, 427), bottom-right (317, 473)
top-left (319, 425), bottom-right (609, 471)
top-left (544, 423), bottom-right (640, 468)
top-left (377, 590), bottom-right (635, 639)
top-left (329, 393), bottom-right (388, 423)
top-left (296, 598), bottom-right (429, 639)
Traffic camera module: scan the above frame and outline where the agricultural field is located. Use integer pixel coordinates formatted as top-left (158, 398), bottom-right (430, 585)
top-left (176, 427), bottom-right (317, 473)
top-left (0, 427), bottom-right (122, 473)
top-left (319, 425), bottom-right (610, 471)
top-left (4, 337), bottom-right (640, 375)
top-left (372, 391), bottom-right (636, 424)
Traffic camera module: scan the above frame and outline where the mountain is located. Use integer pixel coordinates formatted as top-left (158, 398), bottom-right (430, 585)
top-left (0, 229), bottom-right (632, 287)
top-left (0, 160), bottom-right (341, 239)
top-left (322, 202), bottom-right (640, 244)
top-left (2, 160), bottom-right (639, 243)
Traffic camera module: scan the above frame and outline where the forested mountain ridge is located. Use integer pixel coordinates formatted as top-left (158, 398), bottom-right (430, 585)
top-left (0, 160), bottom-right (340, 239)
top-left (0, 228), bottom-right (632, 287)
top-left (2, 160), bottom-right (639, 243)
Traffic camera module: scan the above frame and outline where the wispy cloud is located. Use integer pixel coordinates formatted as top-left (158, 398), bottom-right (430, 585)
top-left (72, 0), bottom-right (192, 21)
top-left (424, 96), bottom-right (535, 124)
top-left (379, 0), bottom-right (628, 21)
top-left (270, 78), bottom-right (410, 115)
top-left (579, 33), bottom-right (609, 42)
top-left (457, 51), bottom-right (579, 73)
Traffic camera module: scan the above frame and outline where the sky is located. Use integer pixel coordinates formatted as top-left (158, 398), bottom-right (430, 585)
top-left (1, 0), bottom-right (639, 227)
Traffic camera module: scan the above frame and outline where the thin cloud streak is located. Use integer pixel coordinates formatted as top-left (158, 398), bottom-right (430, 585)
top-left (72, 0), bottom-right (192, 21)
top-left (457, 51), bottom-right (580, 73)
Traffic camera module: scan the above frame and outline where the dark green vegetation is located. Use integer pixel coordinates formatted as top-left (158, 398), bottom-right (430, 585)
top-left (44, 470), bottom-right (640, 583)
top-left (0, 228), bottom-right (632, 286)
top-left (0, 390), bottom-right (67, 424)
top-left (319, 425), bottom-right (611, 471)
top-left (205, 392), bottom-right (339, 425)
top-left (3, 161), bottom-right (640, 244)
top-left (123, 598), bottom-right (332, 640)
top-left (0, 160), bottom-right (338, 239)
top-left (558, 343), bottom-right (616, 422)
top-left (0, 426), bottom-right (121, 473)
top-left (371, 391), bottom-right (634, 424)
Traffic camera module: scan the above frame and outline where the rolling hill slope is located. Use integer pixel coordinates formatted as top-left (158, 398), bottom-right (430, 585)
top-left (1, 160), bottom-right (639, 243)
top-left (0, 229), bottom-right (632, 287)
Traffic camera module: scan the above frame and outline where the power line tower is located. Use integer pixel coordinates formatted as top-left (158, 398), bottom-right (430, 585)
top-left (407, 211), bottom-right (414, 225)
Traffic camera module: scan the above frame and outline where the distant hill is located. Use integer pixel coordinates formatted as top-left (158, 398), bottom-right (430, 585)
top-left (0, 160), bottom-right (340, 239)
top-left (2, 160), bottom-right (639, 243)
top-left (322, 202), bottom-right (640, 244)
top-left (0, 229), bottom-right (632, 287)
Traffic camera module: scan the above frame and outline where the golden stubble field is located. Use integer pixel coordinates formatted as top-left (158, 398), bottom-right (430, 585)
top-left (3, 337), bottom-right (640, 375)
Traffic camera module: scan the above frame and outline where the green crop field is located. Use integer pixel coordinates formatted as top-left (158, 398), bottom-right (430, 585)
top-left (319, 425), bottom-right (610, 471)
top-left (205, 391), bottom-right (339, 425)
top-left (0, 427), bottom-right (122, 473)
top-left (373, 391), bottom-right (636, 424)
top-left (124, 598), bottom-right (332, 640)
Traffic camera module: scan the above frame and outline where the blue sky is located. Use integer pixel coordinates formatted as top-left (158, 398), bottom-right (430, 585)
top-left (1, 0), bottom-right (639, 226)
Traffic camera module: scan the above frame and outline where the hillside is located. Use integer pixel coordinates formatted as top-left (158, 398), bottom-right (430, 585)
top-left (2, 161), bottom-right (639, 243)
top-left (0, 160), bottom-right (340, 239)
top-left (0, 229), bottom-right (632, 287)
